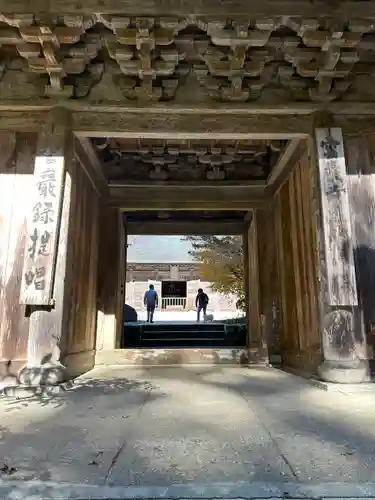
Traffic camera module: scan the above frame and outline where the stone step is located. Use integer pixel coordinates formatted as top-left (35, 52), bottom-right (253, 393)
top-left (95, 348), bottom-right (249, 366)
top-left (123, 321), bottom-right (247, 348)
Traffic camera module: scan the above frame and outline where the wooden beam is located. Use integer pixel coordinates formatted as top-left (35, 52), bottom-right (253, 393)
top-left (267, 139), bottom-right (301, 188)
top-left (73, 111), bottom-right (311, 139)
top-left (109, 180), bottom-right (266, 188)
top-left (5, 101), bottom-right (375, 117)
top-left (1, 0), bottom-right (374, 17)
top-left (1, 108), bottom-right (375, 140)
top-left (266, 141), bottom-right (306, 196)
top-left (1, 101), bottom-right (375, 116)
top-left (109, 185), bottom-right (266, 210)
top-left (126, 219), bottom-right (246, 235)
top-left (0, 111), bottom-right (47, 131)
top-left (74, 137), bottom-right (108, 196)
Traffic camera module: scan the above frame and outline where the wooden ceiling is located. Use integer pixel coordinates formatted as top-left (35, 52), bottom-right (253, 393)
top-left (92, 137), bottom-right (287, 182)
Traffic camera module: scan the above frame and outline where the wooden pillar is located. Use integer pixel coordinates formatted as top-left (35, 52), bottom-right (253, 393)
top-left (313, 127), bottom-right (368, 383)
top-left (247, 207), bottom-right (282, 364)
top-left (18, 108), bottom-right (75, 384)
top-left (257, 206), bottom-right (282, 362)
top-left (96, 208), bottom-right (125, 351)
top-left (247, 212), bottom-right (270, 363)
top-left (242, 229), bottom-right (250, 348)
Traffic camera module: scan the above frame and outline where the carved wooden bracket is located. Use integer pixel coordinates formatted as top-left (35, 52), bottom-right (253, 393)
top-left (1, 13), bottom-right (375, 103)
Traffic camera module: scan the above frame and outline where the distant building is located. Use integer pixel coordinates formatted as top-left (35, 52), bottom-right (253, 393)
top-left (125, 236), bottom-right (237, 312)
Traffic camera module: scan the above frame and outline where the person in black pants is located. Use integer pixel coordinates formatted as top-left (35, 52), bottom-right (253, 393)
top-left (195, 288), bottom-right (209, 322)
top-left (143, 284), bottom-right (159, 323)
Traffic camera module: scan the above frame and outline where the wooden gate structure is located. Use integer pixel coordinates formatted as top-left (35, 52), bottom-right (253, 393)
top-left (1, 0), bottom-right (375, 385)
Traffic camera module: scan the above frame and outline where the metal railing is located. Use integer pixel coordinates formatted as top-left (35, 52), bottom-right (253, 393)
top-left (161, 297), bottom-right (187, 309)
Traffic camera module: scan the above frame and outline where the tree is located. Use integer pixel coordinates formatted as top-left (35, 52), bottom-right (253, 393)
top-left (183, 235), bottom-right (245, 310)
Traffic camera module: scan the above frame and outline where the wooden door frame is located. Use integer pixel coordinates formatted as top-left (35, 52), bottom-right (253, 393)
top-left (115, 210), bottom-right (126, 349)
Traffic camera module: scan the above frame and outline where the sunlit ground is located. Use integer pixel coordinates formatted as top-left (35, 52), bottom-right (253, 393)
top-left (1, 366), bottom-right (375, 490)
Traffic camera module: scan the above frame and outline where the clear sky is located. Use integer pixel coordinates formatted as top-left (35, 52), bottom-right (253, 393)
top-left (127, 235), bottom-right (194, 263)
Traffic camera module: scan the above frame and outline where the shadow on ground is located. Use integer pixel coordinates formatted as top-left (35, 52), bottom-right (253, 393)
top-left (1, 366), bottom-right (375, 485)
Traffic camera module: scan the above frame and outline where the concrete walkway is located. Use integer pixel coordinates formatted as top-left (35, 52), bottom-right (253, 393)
top-left (1, 366), bottom-right (375, 499)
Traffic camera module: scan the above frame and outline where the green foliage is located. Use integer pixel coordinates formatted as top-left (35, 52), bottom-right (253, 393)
top-left (184, 235), bottom-right (245, 310)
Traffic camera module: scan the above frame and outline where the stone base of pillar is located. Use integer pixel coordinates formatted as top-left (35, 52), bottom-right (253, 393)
top-left (0, 364), bottom-right (68, 398)
top-left (248, 346), bottom-right (269, 365)
top-left (317, 359), bottom-right (368, 384)
top-left (18, 364), bottom-right (65, 386)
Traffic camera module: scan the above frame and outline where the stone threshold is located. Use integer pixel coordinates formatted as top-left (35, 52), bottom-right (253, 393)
top-left (95, 347), bottom-right (250, 366)
top-left (276, 365), bottom-right (375, 393)
top-left (308, 378), bottom-right (375, 393)
top-left (1, 480), bottom-right (375, 500)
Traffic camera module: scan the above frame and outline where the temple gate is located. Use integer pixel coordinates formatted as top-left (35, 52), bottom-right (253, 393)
top-left (1, 1), bottom-right (375, 385)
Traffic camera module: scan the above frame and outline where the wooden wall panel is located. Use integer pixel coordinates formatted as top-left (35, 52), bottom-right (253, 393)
top-left (274, 148), bottom-right (321, 372)
top-left (248, 220), bottom-right (261, 352)
top-left (60, 157), bottom-right (100, 357)
top-left (276, 180), bottom-right (299, 354)
top-left (345, 135), bottom-right (375, 359)
top-left (256, 206), bottom-right (282, 357)
top-left (0, 126), bottom-right (100, 379)
top-left (96, 208), bottom-right (122, 351)
top-left (0, 133), bottom-right (37, 365)
top-left (0, 133), bottom-right (16, 363)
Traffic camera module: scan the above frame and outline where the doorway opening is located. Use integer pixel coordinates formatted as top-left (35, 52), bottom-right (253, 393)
top-left (161, 281), bottom-right (187, 310)
top-left (123, 229), bottom-right (247, 349)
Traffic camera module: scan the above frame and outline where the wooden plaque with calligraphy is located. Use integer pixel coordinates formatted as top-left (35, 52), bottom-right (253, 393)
top-left (20, 156), bottom-right (65, 305)
top-left (315, 128), bottom-right (358, 307)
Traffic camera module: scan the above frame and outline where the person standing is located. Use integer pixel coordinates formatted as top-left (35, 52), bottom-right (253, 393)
top-left (144, 284), bottom-right (158, 323)
top-left (195, 288), bottom-right (209, 322)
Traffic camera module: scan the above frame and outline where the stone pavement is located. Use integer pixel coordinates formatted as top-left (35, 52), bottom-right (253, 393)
top-left (1, 366), bottom-right (375, 499)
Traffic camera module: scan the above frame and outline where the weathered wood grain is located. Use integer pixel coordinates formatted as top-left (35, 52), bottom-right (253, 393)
top-left (276, 181), bottom-right (299, 353)
top-left (27, 149), bottom-right (73, 367)
top-left (0, 133), bottom-right (36, 362)
top-left (109, 185), bottom-right (267, 210)
top-left (256, 205), bottom-right (282, 358)
top-left (73, 112), bottom-right (310, 138)
top-left (62, 158), bottom-right (100, 356)
top-left (19, 156), bottom-right (65, 305)
top-left (247, 218), bottom-right (261, 352)
top-left (115, 215), bottom-right (126, 349)
top-left (267, 139), bottom-right (301, 188)
top-left (0, 1), bottom-right (373, 17)
top-left (96, 207), bottom-right (123, 351)
top-left (0, 133), bottom-right (16, 358)
top-left (315, 127), bottom-right (358, 307)
top-left (273, 147), bottom-right (321, 372)
top-left (74, 137), bottom-right (108, 195)
top-left (0, 112), bottom-right (48, 131)
top-left (345, 135), bottom-right (375, 360)
top-left (288, 168), bottom-right (305, 350)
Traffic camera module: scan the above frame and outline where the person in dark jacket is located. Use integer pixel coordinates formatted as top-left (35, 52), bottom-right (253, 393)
top-left (195, 288), bottom-right (209, 322)
top-left (144, 284), bottom-right (158, 323)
